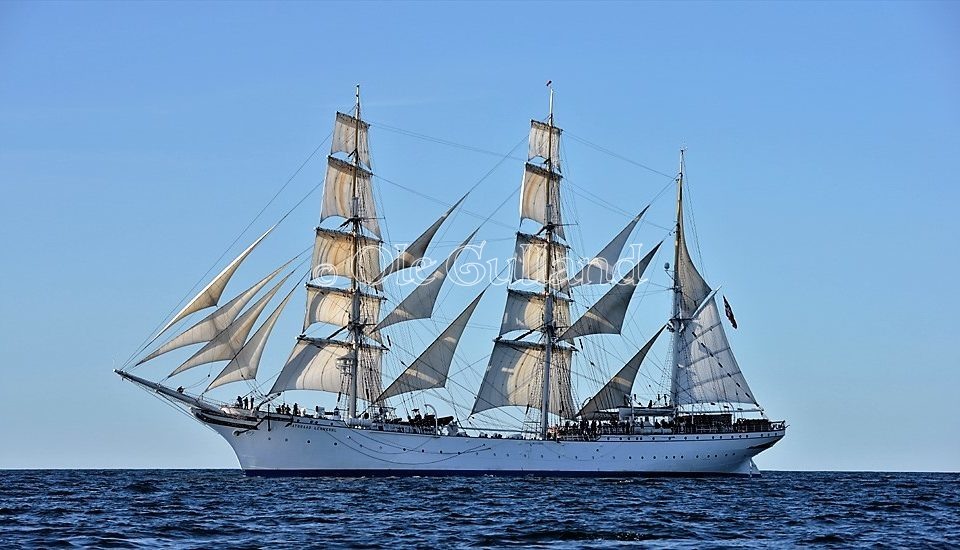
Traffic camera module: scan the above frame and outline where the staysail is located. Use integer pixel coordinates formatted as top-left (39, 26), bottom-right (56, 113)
top-left (578, 326), bottom-right (665, 418)
top-left (569, 207), bottom-right (647, 287)
top-left (377, 290), bottom-right (485, 401)
top-left (138, 261), bottom-right (290, 364)
top-left (207, 287), bottom-right (296, 390)
top-left (560, 242), bottom-right (661, 341)
top-left (170, 272), bottom-right (292, 376)
top-left (374, 229), bottom-right (478, 331)
top-left (376, 195), bottom-right (467, 281)
top-left (158, 226), bottom-right (274, 335)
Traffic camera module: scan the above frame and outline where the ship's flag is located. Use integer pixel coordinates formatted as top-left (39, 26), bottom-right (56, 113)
top-left (723, 295), bottom-right (738, 329)
top-left (546, 80), bottom-right (552, 87)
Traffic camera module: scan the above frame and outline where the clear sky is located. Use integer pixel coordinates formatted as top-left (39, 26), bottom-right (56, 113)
top-left (1, 2), bottom-right (957, 472)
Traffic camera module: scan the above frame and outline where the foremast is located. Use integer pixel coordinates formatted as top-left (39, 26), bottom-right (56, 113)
top-left (347, 85), bottom-right (364, 419)
top-left (539, 87), bottom-right (558, 439)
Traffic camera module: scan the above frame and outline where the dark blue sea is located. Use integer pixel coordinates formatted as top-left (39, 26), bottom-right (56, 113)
top-left (0, 470), bottom-right (956, 548)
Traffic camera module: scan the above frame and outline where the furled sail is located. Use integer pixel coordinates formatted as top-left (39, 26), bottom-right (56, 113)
top-left (319, 156), bottom-right (380, 238)
top-left (206, 287), bottom-right (296, 391)
top-left (331, 111), bottom-right (371, 168)
top-left (269, 337), bottom-right (384, 402)
top-left (472, 340), bottom-right (576, 418)
top-left (377, 290), bottom-right (485, 401)
top-left (170, 272), bottom-right (292, 376)
top-left (672, 296), bottom-right (756, 406)
top-left (519, 163), bottom-right (564, 239)
top-left (560, 242), bottom-right (661, 341)
top-left (578, 326), bottom-right (665, 419)
top-left (138, 261), bottom-right (289, 365)
top-left (499, 289), bottom-right (571, 335)
top-left (569, 207), bottom-right (647, 287)
top-left (303, 284), bottom-right (382, 331)
top-left (676, 190), bottom-right (710, 317)
top-left (528, 120), bottom-right (561, 169)
top-left (374, 229), bottom-right (478, 331)
top-left (512, 232), bottom-right (568, 289)
top-left (311, 228), bottom-right (381, 286)
top-left (376, 194), bottom-right (466, 281)
top-left (158, 226), bottom-right (274, 335)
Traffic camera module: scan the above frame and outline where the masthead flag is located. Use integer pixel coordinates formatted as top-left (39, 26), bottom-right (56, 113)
top-left (723, 296), bottom-right (738, 329)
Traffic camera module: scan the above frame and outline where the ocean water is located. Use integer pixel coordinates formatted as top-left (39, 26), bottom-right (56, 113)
top-left (0, 470), bottom-right (956, 548)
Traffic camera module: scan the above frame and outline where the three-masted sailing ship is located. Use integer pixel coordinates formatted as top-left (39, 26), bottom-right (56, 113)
top-left (117, 87), bottom-right (785, 476)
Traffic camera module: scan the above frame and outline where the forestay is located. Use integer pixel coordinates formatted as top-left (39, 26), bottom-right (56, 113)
top-left (472, 340), bottom-right (576, 419)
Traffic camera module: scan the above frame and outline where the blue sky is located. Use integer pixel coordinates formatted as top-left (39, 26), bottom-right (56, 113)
top-left (1, 2), bottom-right (957, 471)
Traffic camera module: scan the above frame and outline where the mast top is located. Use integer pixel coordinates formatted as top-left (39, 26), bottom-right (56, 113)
top-left (547, 81), bottom-right (555, 125)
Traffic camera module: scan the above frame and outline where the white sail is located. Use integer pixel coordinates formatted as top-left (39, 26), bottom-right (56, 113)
top-left (378, 291), bottom-right (485, 401)
top-left (499, 289), bottom-right (571, 335)
top-left (269, 337), bottom-right (384, 402)
top-left (303, 284), bottom-right (382, 331)
top-left (570, 207), bottom-right (647, 287)
top-left (158, 225), bottom-right (274, 335)
top-left (312, 228), bottom-right (381, 286)
top-left (374, 229), bottom-right (478, 331)
top-left (677, 198), bottom-right (711, 318)
top-left (578, 326), bottom-right (665, 418)
top-left (472, 340), bottom-right (576, 418)
top-left (170, 273), bottom-right (291, 376)
top-left (512, 232), bottom-right (568, 289)
top-left (206, 288), bottom-right (295, 391)
top-left (519, 163), bottom-right (564, 239)
top-left (139, 262), bottom-right (289, 364)
top-left (376, 195), bottom-right (466, 281)
top-left (331, 111), bottom-right (371, 168)
top-left (319, 156), bottom-right (380, 238)
top-left (673, 296), bottom-right (755, 406)
top-left (560, 242), bottom-right (661, 341)
top-left (528, 119), bottom-right (561, 169)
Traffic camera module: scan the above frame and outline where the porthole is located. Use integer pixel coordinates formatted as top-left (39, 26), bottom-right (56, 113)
top-left (333, 442), bottom-right (337, 446)
top-left (284, 438), bottom-right (288, 442)
top-left (307, 440), bottom-right (311, 444)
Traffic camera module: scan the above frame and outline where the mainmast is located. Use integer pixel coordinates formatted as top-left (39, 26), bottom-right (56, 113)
top-left (670, 149), bottom-right (684, 408)
top-left (348, 84), bottom-right (363, 419)
top-left (539, 86), bottom-right (557, 439)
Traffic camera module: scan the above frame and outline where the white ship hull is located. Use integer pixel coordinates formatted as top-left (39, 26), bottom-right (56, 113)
top-left (202, 411), bottom-right (784, 477)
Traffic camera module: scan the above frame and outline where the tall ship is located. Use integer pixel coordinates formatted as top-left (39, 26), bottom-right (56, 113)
top-left (117, 87), bottom-right (786, 476)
